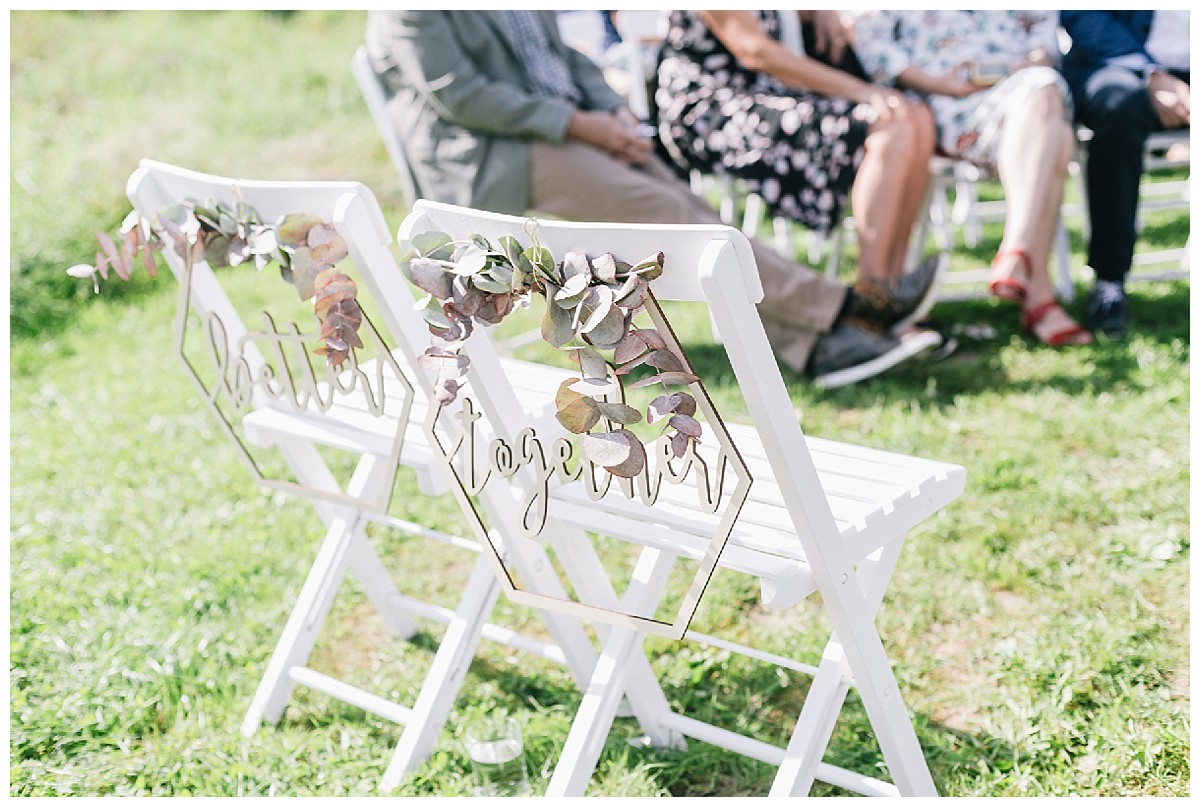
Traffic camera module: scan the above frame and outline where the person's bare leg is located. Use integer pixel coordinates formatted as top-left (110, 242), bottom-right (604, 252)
top-left (885, 101), bottom-right (936, 276)
top-left (850, 112), bottom-right (920, 282)
top-left (994, 85), bottom-right (1090, 343)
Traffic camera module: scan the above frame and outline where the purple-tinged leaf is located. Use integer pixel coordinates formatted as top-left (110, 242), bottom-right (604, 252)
top-left (581, 429), bottom-right (635, 467)
top-left (561, 251), bottom-right (592, 281)
top-left (613, 332), bottom-right (647, 364)
top-left (670, 431), bottom-right (691, 459)
top-left (645, 349), bottom-right (685, 373)
top-left (606, 433), bottom-right (648, 478)
top-left (574, 346), bottom-right (610, 381)
top-left (647, 393), bottom-right (682, 423)
top-left (409, 256), bottom-right (454, 299)
top-left (626, 370), bottom-right (701, 389)
top-left (674, 391), bottom-right (698, 417)
top-left (634, 328), bottom-right (666, 350)
top-left (582, 305), bottom-right (626, 349)
top-left (669, 413), bottom-right (703, 438)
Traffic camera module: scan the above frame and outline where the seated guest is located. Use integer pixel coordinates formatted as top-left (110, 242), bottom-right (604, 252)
top-left (854, 9), bottom-right (1092, 347)
top-left (365, 10), bottom-right (946, 388)
top-left (1061, 10), bottom-right (1191, 339)
top-left (655, 10), bottom-right (940, 293)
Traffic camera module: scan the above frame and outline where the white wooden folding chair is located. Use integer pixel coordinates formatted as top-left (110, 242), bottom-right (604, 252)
top-left (351, 45), bottom-right (422, 209)
top-left (124, 160), bottom-right (682, 792)
top-left (395, 199), bottom-right (967, 796)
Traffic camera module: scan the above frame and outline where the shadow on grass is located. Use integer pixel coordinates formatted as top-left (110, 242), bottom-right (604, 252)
top-left (680, 280), bottom-right (1189, 411)
top-left (277, 624), bottom-right (1021, 796)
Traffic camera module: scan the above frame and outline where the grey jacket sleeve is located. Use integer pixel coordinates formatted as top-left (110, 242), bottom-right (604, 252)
top-left (370, 10), bottom-right (576, 142)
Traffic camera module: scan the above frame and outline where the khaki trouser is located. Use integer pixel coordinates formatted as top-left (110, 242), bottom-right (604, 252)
top-left (529, 140), bottom-right (845, 372)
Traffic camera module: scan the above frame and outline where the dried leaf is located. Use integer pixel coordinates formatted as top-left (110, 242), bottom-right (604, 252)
top-left (555, 377), bottom-right (584, 409)
top-left (579, 285), bottom-right (615, 335)
top-left (411, 230), bottom-right (453, 258)
top-left (574, 346), bottom-right (610, 382)
top-left (554, 272), bottom-right (589, 308)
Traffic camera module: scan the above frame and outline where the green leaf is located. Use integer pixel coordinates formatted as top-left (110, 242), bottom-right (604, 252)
top-left (554, 273), bottom-right (589, 308)
top-left (499, 234), bottom-right (525, 267)
top-left (575, 346), bottom-right (610, 382)
top-left (541, 296), bottom-right (575, 348)
top-left (579, 286), bottom-right (615, 335)
top-left (595, 401), bottom-right (642, 425)
top-left (582, 305), bottom-right (627, 349)
top-left (452, 245), bottom-right (488, 276)
top-left (411, 230), bottom-right (453, 257)
top-left (275, 213), bottom-right (323, 249)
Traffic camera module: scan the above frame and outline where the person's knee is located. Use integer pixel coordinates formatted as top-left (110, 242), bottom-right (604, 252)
top-left (1031, 83), bottom-right (1067, 119)
top-left (869, 114), bottom-right (919, 159)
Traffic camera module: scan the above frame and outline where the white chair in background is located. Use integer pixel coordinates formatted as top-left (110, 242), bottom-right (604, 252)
top-left (351, 45), bottom-right (422, 209)
top-left (125, 160), bottom-right (683, 792)
top-left (395, 199), bottom-right (967, 796)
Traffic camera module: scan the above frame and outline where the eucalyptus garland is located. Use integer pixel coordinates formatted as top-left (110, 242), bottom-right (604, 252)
top-left (68, 196), bottom-right (363, 369)
top-left (399, 224), bottom-right (703, 479)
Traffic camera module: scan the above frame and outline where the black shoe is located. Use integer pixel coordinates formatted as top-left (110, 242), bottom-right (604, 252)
top-left (807, 321), bottom-right (944, 389)
top-left (842, 252), bottom-right (948, 332)
top-left (1086, 279), bottom-right (1130, 340)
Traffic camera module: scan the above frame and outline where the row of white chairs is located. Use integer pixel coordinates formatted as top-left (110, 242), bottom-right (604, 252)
top-left (130, 158), bottom-right (965, 796)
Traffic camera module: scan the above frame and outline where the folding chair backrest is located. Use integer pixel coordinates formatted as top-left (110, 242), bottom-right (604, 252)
top-left (352, 45), bottom-right (422, 208)
top-left (125, 159), bottom-right (423, 512)
top-left (394, 200), bottom-right (853, 638)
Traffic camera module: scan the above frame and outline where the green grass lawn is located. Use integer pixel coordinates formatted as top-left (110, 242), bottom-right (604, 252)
top-left (9, 10), bottom-right (1191, 797)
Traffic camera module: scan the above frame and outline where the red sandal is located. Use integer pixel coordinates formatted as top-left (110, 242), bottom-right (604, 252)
top-left (988, 248), bottom-right (1031, 303)
top-left (1020, 300), bottom-right (1093, 347)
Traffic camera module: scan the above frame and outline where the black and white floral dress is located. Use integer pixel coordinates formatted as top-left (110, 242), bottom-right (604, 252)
top-left (654, 10), bottom-right (873, 235)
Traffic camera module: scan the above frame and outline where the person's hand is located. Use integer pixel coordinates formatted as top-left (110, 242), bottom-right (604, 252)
top-left (863, 89), bottom-right (907, 124)
top-left (567, 109), bottom-right (652, 166)
top-left (938, 61), bottom-right (988, 98)
top-left (1148, 71), bottom-right (1191, 128)
top-left (809, 10), bottom-right (850, 64)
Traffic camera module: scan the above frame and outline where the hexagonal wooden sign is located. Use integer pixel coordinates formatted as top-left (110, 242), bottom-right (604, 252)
top-left (424, 290), bottom-right (752, 640)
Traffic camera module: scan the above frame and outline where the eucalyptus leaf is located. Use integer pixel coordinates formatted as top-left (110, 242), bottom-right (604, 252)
top-left (452, 245), bottom-right (489, 277)
top-left (606, 433), bottom-right (648, 478)
top-left (581, 430), bottom-right (634, 467)
top-left (592, 253), bottom-right (618, 284)
top-left (634, 328), bottom-right (667, 350)
top-left (554, 273), bottom-right (589, 308)
top-left (579, 285), bottom-right (615, 334)
top-left (613, 332), bottom-right (648, 365)
top-left (582, 305), bottom-right (626, 349)
top-left (275, 213), bottom-right (323, 249)
top-left (499, 235), bottom-right (525, 267)
top-left (648, 393), bottom-right (683, 423)
top-left (627, 370), bottom-right (700, 389)
top-left (409, 256), bottom-right (455, 299)
top-left (556, 396), bottom-right (600, 434)
top-left (595, 401), bottom-right (642, 425)
top-left (669, 413), bottom-right (703, 438)
top-left (561, 251), bottom-right (592, 281)
top-left (411, 230), bottom-right (453, 257)
top-left (674, 391), bottom-right (698, 417)
top-left (204, 233), bottom-right (232, 268)
top-left (541, 295), bottom-right (575, 348)
top-left (575, 346), bottom-right (610, 382)
top-left (472, 275), bottom-right (512, 294)
top-left (646, 349), bottom-right (685, 373)
top-left (569, 377), bottom-right (620, 397)
top-left (670, 431), bottom-right (691, 459)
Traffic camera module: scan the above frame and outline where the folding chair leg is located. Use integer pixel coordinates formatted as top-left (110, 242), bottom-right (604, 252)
top-left (241, 505), bottom-right (364, 735)
top-left (770, 541), bottom-right (906, 797)
top-left (380, 554), bottom-right (502, 791)
top-left (812, 544), bottom-right (937, 797)
top-left (545, 548), bottom-right (677, 797)
top-left (243, 450), bottom-right (415, 735)
top-left (548, 530), bottom-right (685, 751)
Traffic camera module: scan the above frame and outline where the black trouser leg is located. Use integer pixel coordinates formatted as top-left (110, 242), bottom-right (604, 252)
top-left (1076, 66), bottom-right (1159, 284)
